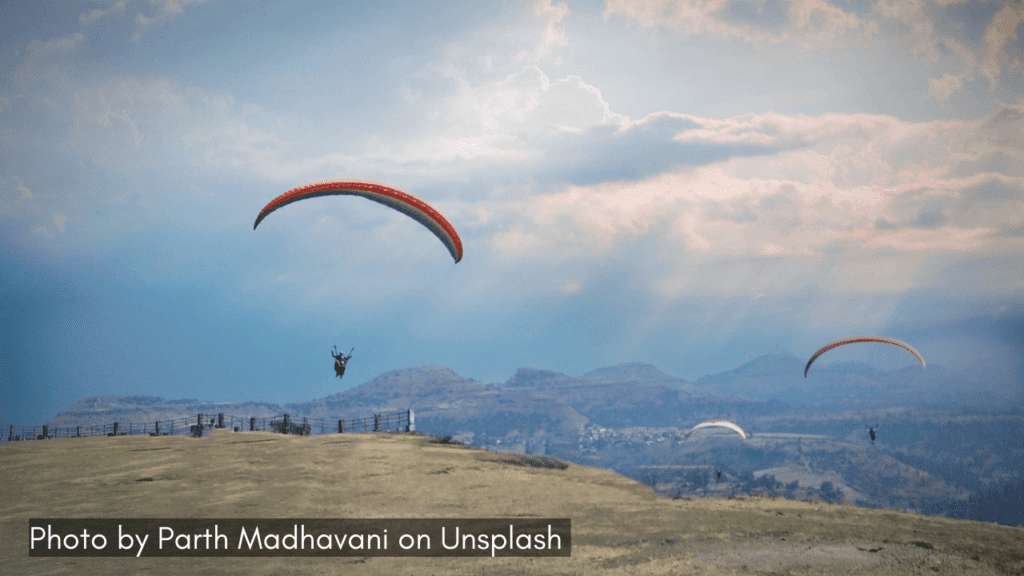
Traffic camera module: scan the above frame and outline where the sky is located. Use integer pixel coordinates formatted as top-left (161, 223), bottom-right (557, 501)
top-left (2, 0), bottom-right (1022, 426)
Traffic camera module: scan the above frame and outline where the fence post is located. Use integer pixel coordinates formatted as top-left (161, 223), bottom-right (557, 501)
top-left (77, 426), bottom-right (81, 438)
top-left (374, 413), bottom-right (380, 432)
top-left (338, 419), bottom-right (344, 433)
top-left (283, 414), bottom-right (290, 434)
top-left (250, 417), bottom-right (255, 432)
top-left (155, 422), bottom-right (160, 435)
top-left (8, 425), bottom-right (12, 441)
top-left (218, 413), bottom-right (224, 428)
top-left (197, 413), bottom-right (203, 427)
top-left (407, 409), bottom-right (415, 432)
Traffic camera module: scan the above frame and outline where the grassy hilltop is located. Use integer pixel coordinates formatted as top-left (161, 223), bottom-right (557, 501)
top-left (2, 430), bottom-right (1022, 575)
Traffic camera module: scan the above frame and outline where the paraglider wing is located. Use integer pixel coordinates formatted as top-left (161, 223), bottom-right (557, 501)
top-left (686, 420), bottom-right (747, 440)
top-left (804, 335), bottom-right (925, 377)
top-left (254, 180), bottom-right (463, 263)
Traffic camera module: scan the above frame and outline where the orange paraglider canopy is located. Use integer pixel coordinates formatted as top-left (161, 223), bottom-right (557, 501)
top-left (804, 335), bottom-right (924, 377)
top-left (254, 179), bottom-right (463, 263)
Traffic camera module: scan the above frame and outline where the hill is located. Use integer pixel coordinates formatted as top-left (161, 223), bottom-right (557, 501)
top-left (2, 430), bottom-right (1021, 575)
top-left (35, 361), bottom-right (1023, 525)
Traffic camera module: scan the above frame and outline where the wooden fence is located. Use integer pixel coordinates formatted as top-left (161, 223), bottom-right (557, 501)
top-left (5, 409), bottom-right (415, 441)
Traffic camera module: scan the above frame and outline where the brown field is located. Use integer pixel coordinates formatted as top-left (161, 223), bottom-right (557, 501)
top-left (2, 429), bottom-right (1021, 575)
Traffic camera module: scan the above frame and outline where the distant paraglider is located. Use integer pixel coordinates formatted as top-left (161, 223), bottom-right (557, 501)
top-left (804, 336), bottom-right (925, 377)
top-left (867, 425), bottom-right (879, 444)
top-left (254, 180), bottom-right (463, 263)
top-left (332, 346), bottom-right (353, 380)
top-left (685, 420), bottom-right (747, 441)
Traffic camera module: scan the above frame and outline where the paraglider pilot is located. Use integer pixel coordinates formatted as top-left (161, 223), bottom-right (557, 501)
top-left (332, 345), bottom-right (353, 379)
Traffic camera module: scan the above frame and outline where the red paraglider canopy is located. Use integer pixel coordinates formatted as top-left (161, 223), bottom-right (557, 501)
top-left (804, 335), bottom-right (925, 377)
top-left (254, 179), bottom-right (463, 263)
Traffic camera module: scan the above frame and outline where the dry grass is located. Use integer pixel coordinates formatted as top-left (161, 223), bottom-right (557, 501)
top-left (2, 430), bottom-right (1021, 575)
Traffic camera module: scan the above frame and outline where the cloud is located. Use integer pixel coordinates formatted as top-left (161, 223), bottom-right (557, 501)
top-left (977, 104), bottom-right (1024, 149)
top-left (604, 0), bottom-right (867, 48)
top-left (16, 180), bottom-right (32, 200)
top-left (329, 66), bottom-right (628, 179)
top-left (15, 33), bottom-right (85, 84)
top-left (78, 1), bottom-right (126, 26)
top-left (517, 0), bottom-right (571, 62)
top-left (607, 0), bottom-right (1023, 97)
top-left (30, 213), bottom-right (67, 240)
top-left (457, 103), bottom-right (1023, 301)
top-left (451, 66), bottom-right (624, 134)
top-left (927, 72), bottom-right (966, 103)
top-left (16, 71), bottom-right (289, 181)
top-left (982, 1), bottom-right (1024, 77)
top-left (130, 0), bottom-right (213, 43)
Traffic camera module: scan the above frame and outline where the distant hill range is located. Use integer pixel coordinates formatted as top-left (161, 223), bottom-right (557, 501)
top-left (49, 362), bottom-right (749, 432)
top-left (41, 356), bottom-right (1022, 522)
top-left (47, 353), bottom-right (1000, 430)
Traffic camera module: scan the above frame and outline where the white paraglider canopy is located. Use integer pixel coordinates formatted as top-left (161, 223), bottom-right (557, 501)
top-left (685, 420), bottom-right (747, 440)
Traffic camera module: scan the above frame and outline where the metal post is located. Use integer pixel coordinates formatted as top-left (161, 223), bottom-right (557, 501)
top-left (407, 409), bottom-right (415, 432)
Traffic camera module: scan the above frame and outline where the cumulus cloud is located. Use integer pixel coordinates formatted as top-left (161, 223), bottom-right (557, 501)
top-left (340, 66), bottom-right (628, 177)
top-left (450, 66), bottom-right (624, 134)
top-left (467, 103), bottom-right (1023, 299)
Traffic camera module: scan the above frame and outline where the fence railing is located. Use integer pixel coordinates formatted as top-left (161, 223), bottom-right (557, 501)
top-left (5, 409), bottom-right (415, 442)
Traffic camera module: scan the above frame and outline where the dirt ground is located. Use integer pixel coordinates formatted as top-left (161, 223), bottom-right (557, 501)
top-left (2, 430), bottom-right (1021, 575)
